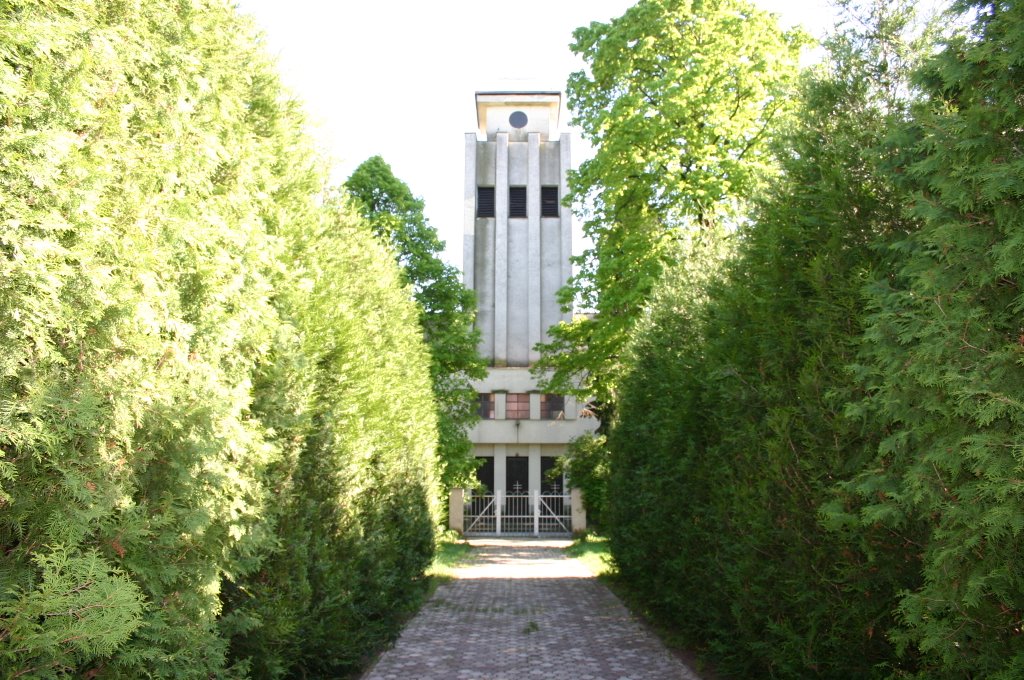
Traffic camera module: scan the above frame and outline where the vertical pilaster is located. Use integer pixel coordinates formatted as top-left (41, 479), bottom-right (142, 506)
top-left (527, 133), bottom-right (541, 362)
top-left (565, 395), bottom-right (579, 421)
top-left (571, 488), bottom-right (587, 534)
top-left (449, 489), bottom-right (464, 533)
top-left (559, 133), bottom-right (572, 323)
top-left (495, 445), bottom-right (507, 495)
top-left (495, 132), bottom-right (509, 365)
top-left (463, 133), bottom-right (477, 290)
top-left (528, 444), bottom-right (541, 493)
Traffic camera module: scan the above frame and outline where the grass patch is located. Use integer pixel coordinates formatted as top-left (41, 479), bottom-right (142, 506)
top-left (565, 533), bottom-right (615, 577)
top-left (423, 531), bottom-right (473, 597)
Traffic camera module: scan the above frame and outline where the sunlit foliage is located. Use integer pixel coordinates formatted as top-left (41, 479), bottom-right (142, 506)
top-left (537, 0), bottom-right (807, 411)
top-left (0, 1), bottom-right (439, 677)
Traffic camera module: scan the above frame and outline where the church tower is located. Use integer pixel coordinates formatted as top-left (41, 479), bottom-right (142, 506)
top-left (457, 92), bottom-right (596, 534)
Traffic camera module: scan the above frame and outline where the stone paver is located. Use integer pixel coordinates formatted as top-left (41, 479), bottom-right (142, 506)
top-left (363, 538), bottom-right (700, 680)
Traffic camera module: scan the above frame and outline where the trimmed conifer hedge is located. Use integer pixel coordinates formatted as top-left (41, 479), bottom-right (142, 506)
top-left (604, 1), bottom-right (1024, 678)
top-left (0, 1), bottom-right (438, 677)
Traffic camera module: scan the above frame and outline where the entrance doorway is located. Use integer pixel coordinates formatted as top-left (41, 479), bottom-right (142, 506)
top-left (474, 457), bottom-right (494, 494)
top-left (506, 456), bottom-right (528, 494)
top-left (541, 456), bottom-right (564, 493)
top-left (462, 453), bottom-right (574, 535)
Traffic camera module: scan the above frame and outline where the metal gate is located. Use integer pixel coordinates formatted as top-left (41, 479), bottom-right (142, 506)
top-left (463, 491), bottom-right (572, 536)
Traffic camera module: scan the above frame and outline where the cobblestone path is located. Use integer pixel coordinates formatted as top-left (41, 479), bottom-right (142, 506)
top-left (363, 538), bottom-right (701, 680)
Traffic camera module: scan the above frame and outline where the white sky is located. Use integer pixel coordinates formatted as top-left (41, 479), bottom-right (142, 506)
top-left (233, 0), bottom-right (837, 268)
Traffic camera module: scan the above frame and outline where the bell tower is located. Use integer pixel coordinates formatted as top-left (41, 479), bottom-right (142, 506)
top-left (457, 92), bottom-right (596, 534)
top-left (463, 91), bottom-right (572, 365)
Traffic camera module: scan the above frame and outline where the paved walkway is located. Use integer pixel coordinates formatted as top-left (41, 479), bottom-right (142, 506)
top-left (363, 538), bottom-right (701, 680)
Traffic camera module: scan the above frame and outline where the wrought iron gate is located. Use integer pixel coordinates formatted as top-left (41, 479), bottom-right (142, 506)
top-left (463, 491), bottom-right (572, 536)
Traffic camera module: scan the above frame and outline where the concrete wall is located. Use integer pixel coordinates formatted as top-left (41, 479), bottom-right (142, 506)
top-left (466, 367), bottom-right (598, 497)
top-left (475, 91), bottom-right (561, 141)
top-left (467, 368), bottom-right (597, 446)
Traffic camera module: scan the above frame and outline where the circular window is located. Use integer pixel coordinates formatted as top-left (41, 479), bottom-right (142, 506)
top-left (509, 111), bottom-right (528, 128)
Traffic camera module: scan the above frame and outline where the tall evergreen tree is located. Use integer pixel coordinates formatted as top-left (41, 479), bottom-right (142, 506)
top-left (238, 195), bottom-right (439, 678)
top-left (0, 1), bottom-right (287, 674)
top-left (846, 1), bottom-right (1024, 675)
top-left (0, 2), bottom-right (442, 677)
top-left (607, 2), bottom-right (933, 675)
top-left (346, 156), bottom-right (485, 490)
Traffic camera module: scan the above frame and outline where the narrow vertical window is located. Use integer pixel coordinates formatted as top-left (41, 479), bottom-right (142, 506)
top-left (541, 456), bottom-right (563, 493)
top-left (475, 457), bottom-right (494, 493)
top-left (477, 187), bottom-right (495, 217)
top-left (478, 393), bottom-right (494, 419)
top-left (541, 186), bottom-right (559, 217)
top-left (508, 186), bottom-right (527, 218)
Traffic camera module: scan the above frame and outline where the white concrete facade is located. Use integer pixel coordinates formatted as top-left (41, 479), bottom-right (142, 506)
top-left (466, 92), bottom-right (572, 366)
top-left (462, 92), bottom-right (597, 521)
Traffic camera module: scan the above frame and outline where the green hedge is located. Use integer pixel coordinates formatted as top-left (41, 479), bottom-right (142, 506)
top-left (605, 2), bottom-right (1024, 677)
top-left (839, 2), bottom-right (1024, 676)
top-left (224, 196), bottom-right (439, 678)
top-left (0, 1), bottom-right (438, 677)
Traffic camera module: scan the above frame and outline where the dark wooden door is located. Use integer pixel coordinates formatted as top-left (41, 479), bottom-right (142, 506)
top-left (475, 457), bottom-right (494, 493)
top-left (506, 456), bottom-right (528, 494)
top-left (541, 456), bottom-right (563, 493)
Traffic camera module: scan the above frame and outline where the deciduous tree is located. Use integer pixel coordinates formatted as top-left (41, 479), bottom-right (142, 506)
top-left (537, 0), bottom-right (807, 409)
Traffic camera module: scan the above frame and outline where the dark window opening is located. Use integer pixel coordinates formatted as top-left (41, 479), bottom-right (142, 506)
top-left (541, 456), bottom-right (564, 494)
top-left (509, 186), bottom-right (527, 218)
top-left (505, 392), bottom-right (530, 419)
top-left (541, 186), bottom-right (559, 217)
top-left (506, 456), bottom-right (528, 494)
top-left (477, 187), bottom-right (495, 218)
top-left (478, 393), bottom-right (494, 419)
top-left (475, 457), bottom-right (494, 493)
top-left (540, 394), bottom-right (564, 420)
